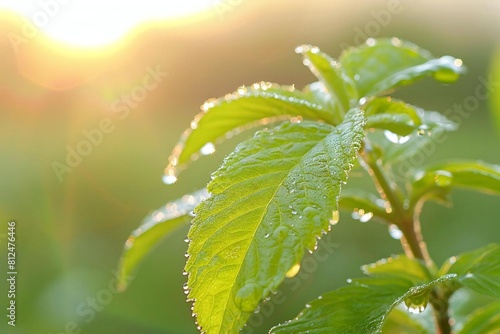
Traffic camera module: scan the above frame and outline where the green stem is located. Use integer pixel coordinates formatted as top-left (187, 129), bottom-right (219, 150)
top-left (360, 143), bottom-right (451, 334)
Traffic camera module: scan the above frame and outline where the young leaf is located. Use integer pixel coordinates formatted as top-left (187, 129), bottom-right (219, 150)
top-left (185, 109), bottom-right (365, 333)
top-left (167, 84), bottom-right (336, 173)
top-left (364, 97), bottom-right (422, 136)
top-left (410, 161), bottom-right (500, 206)
top-left (370, 109), bottom-right (457, 166)
top-left (270, 255), bottom-right (455, 334)
top-left (458, 301), bottom-right (500, 334)
top-left (117, 189), bottom-right (208, 290)
top-left (445, 244), bottom-right (500, 298)
top-left (297, 45), bottom-right (357, 122)
top-left (340, 38), bottom-right (465, 97)
top-left (339, 189), bottom-right (391, 222)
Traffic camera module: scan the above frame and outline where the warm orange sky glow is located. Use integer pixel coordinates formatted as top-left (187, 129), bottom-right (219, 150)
top-left (0, 0), bottom-right (218, 47)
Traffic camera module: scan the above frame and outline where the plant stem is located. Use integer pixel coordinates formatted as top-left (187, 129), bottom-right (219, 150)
top-left (360, 144), bottom-right (451, 334)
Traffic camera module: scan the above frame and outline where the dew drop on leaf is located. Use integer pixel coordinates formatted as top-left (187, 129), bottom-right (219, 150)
top-left (388, 224), bottom-right (403, 239)
top-left (200, 142), bottom-right (216, 156)
top-left (384, 130), bottom-right (410, 144)
top-left (329, 210), bottom-right (340, 225)
top-left (404, 288), bottom-right (430, 314)
top-left (234, 283), bottom-right (262, 312)
top-left (434, 170), bottom-right (453, 187)
top-left (285, 263), bottom-right (301, 278)
top-left (359, 211), bottom-right (373, 223)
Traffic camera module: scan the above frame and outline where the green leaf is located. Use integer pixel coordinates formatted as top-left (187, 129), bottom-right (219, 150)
top-left (167, 84), bottom-right (336, 172)
top-left (270, 255), bottom-right (456, 334)
top-left (117, 189), bottom-right (208, 290)
top-left (339, 189), bottom-right (391, 222)
top-left (370, 109), bottom-right (457, 166)
top-left (440, 244), bottom-right (500, 298)
top-left (458, 301), bottom-right (500, 334)
top-left (364, 97), bottom-right (422, 136)
top-left (340, 38), bottom-right (465, 97)
top-left (362, 255), bottom-right (431, 283)
top-left (297, 45), bottom-right (357, 122)
top-left (410, 161), bottom-right (500, 206)
top-left (185, 109), bottom-right (365, 333)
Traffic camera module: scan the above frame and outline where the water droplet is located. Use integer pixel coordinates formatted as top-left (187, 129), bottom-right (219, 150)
top-left (234, 283), bottom-right (262, 312)
top-left (390, 37), bottom-right (402, 46)
top-left (433, 66), bottom-right (460, 84)
top-left (184, 236), bottom-right (190, 243)
top-left (366, 38), bottom-right (376, 46)
top-left (434, 170), bottom-right (453, 187)
top-left (346, 278), bottom-right (352, 283)
top-left (305, 303), bottom-right (311, 308)
top-left (329, 210), bottom-right (340, 225)
top-left (184, 253), bottom-right (190, 258)
top-left (183, 282), bottom-right (189, 290)
top-left (264, 233), bottom-right (270, 238)
top-left (358, 97), bottom-right (367, 105)
top-left (291, 210), bottom-right (298, 215)
top-left (354, 74), bottom-right (360, 81)
top-left (388, 225), bottom-right (403, 239)
top-left (285, 263), bottom-right (301, 278)
top-left (405, 289), bottom-right (430, 314)
top-left (359, 211), bottom-right (373, 223)
top-left (190, 121), bottom-right (198, 129)
top-left (200, 142), bottom-right (216, 155)
top-left (237, 86), bottom-right (247, 95)
top-left (163, 166), bottom-right (178, 185)
top-left (384, 130), bottom-right (410, 144)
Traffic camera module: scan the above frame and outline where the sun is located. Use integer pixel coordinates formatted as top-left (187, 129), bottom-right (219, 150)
top-left (0, 0), bottom-right (217, 47)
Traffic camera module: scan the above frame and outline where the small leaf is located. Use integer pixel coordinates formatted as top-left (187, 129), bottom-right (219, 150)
top-left (339, 189), bottom-right (391, 222)
top-left (297, 45), bottom-right (357, 122)
top-left (458, 301), bottom-right (500, 334)
top-left (364, 97), bottom-right (422, 136)
top-left (362, 255), bottom-right (431, 283)
top-left (340, 38), bottom-right (465, 97)
top-left (410, 161), bottom-right (500, 206)
top-left (371, 109), bottom-right (457, 166)
top-left (270, 255), bottom-right (456, 334)
top-left (117, 189), bottom-right (208, 290)
top-left (167, 84), bottom-right (335, 172)
top-left (440, 244), bottom-right (500, 298)
top-left (185, 109), bottom-right (365, 333)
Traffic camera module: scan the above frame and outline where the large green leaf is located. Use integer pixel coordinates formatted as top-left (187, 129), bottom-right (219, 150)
top-left (297, 45), bottom-right (357, 122)
top-left (166, 84), bottom-right (336, 173)
top-left (270, 255), bottom-right (455, 334)
top-left (364, 97), bottom-right (422, 136)
top-left (340, 38), bottom-right (465, 97)
top-left (410, 161), bottom-right (500, 206)
top-left (185, 109), bottom-right (365, 333)
top-left (458, 301), bottom-right (500, 334)
top-left (117, 189), bottom-right (208, 290)
top-left (442, 244), bottom-right (500, 298)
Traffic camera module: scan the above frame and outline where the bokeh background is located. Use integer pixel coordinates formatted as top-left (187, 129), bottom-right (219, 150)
top-left (0, 0), bottom-right (499, 333)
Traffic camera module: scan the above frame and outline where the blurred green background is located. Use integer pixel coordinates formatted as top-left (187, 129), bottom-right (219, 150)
top-left (0, 0), bottom-right (499, 333)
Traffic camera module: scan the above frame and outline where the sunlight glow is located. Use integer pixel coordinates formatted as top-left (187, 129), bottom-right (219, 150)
top-left (0, 0), bottom-right (217, 47)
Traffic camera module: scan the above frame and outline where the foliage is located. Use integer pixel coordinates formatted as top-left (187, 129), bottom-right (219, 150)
top-left (119, 38), bottom-right (500, 333)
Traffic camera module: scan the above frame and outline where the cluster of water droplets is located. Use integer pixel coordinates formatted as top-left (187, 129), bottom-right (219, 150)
top-left (351, 208), bottom-right (374, 223)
